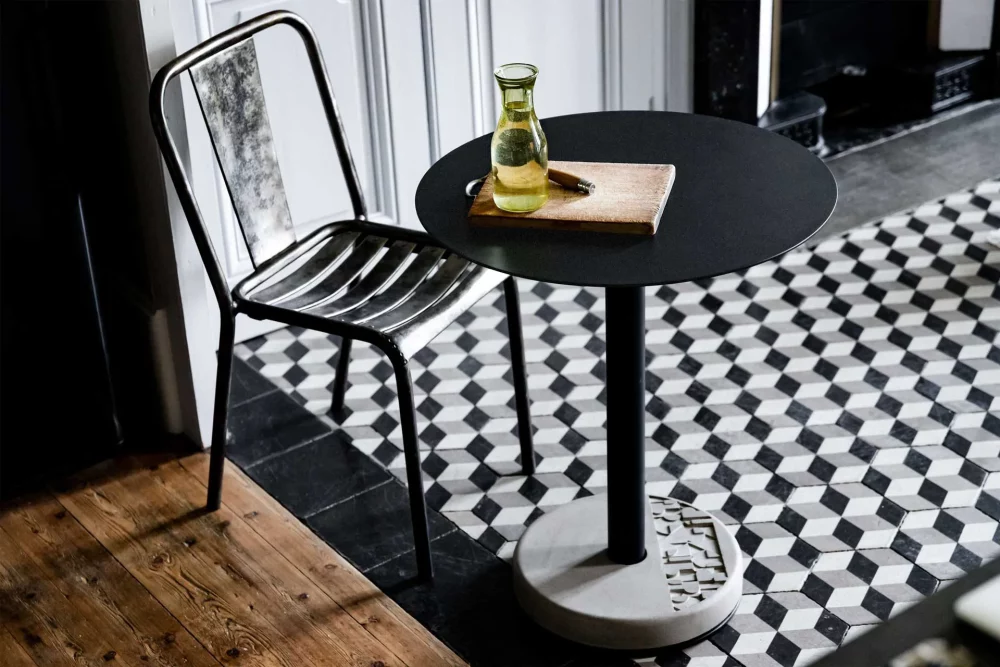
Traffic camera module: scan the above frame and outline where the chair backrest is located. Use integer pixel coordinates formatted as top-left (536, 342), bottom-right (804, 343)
top-left (149, 11), bottom-right (367, 309)
top-left (190, 38), bottom-right (295, 265)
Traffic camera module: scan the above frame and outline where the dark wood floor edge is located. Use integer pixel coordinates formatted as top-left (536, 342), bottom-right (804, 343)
top-left (215, 360), bottom-right (475, 665)
top-left (174, 455), bottom-right (433, 667)
top-left (221, 451), bottom-right (494, 665)
top-left (223, 356), bottom-right (488, 574)
top-left (4, 486), bottom-right (227, 667)
top-left (226, 345), bottom-right (633, 666)
top-left (222, 444), bottom-right (507, 653)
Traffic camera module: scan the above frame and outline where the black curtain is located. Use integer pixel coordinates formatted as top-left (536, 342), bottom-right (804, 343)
top-left (0, 1), bottom-right (146, 497)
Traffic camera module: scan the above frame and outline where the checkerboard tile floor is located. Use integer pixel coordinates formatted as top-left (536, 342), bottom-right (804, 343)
top-left (236, 178), bottom-right (1000, 667)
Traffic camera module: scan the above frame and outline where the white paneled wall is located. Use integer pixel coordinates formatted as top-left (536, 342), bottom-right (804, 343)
top-left (490, 0), bottom-right (606, 121)
top-left (173, 0), bottom-right (680, 341)
top-left (427, 0), bottom-right (477, 156)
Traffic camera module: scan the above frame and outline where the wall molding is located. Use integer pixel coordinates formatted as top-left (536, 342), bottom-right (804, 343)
top-left (602, 0), bottom-right (623, 111)
top-left (359, 0), bottom-right (399, 222)
top-left (419, 0), bottom-right (441, 161)
top-left (756, 0), bottom-right (774, 118)
top-left (465, 0), bottom-right (484, 136)
top-left (664, 0), bottom-right (693, 112)
top-left (467, 0), bottom-right (625, 122)
top-left (468, 0), bottom-right (495, 133)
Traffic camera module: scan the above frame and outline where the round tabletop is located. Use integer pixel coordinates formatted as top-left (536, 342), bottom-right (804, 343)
top-left (415, 111), bottom-right (837, 288)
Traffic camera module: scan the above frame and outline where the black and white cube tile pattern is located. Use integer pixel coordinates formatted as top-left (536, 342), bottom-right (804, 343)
top-left (237, 179), bottom-right (1000, 667)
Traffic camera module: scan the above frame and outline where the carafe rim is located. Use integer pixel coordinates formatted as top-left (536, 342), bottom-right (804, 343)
top-left (494, 63), bottom-right (538, 86)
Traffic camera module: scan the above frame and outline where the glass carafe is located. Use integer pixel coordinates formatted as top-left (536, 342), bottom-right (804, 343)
top-left (491, 63), bottom-right (548, 213)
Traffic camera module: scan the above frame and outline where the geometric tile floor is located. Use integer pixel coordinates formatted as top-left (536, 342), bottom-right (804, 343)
top-left (237, 178), bottom-right (1000, 667)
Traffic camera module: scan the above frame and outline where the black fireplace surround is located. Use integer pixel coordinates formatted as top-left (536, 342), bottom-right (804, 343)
top-left (694, 0), bottom-right (1000, 136)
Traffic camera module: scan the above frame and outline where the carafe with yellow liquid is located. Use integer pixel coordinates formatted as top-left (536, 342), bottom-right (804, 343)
top-left (491, 63), bottom-right (548, 212)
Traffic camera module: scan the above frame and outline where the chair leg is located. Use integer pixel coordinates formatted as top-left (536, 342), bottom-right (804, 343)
top-left (331, 336), bottom-right (352, 413)
top-left (503, 276), bottom-right (535, 475)
top-left (207, 315), bottom-right (236, 511)
top-left (391, 355), bottom-right (434, 580)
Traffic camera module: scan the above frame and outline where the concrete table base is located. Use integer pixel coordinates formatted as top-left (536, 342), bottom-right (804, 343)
top-left (512, 494), bottom-right (743, 650)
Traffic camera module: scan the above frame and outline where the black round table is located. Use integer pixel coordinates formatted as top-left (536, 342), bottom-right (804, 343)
top-left (416, 111), bottom-right (837, 649)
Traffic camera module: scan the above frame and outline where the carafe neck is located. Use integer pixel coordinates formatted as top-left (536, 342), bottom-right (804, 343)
top-left (501, 86), bottom-right (535, 112)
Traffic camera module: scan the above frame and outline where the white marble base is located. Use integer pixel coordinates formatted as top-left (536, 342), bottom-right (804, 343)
top-left (512, 494), bottom-right (743, 650)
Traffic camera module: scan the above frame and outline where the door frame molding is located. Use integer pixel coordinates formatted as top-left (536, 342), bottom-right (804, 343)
top-left (664, 0), bottom-right (694, 113)
top-left (358, 0), bottom-right (399, 223)
top-left (602, 0), bottom-right (623, 111)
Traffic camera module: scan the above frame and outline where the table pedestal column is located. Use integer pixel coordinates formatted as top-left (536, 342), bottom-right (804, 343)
top-left (606, 286), bottom-right (648, 564)
top-left (512, 286), bottom-right (744, 650)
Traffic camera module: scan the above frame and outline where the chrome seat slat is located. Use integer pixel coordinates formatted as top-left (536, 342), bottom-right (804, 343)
top-left (389, 266), bottom-right (501, 359)
top-left (274, 234), bottom-right (388, 312)
top-left (336, 246), bottom-right (447, 324)
top-left (365, 256), bottom-right (472, 332)
top-left (249, 231), bottom-right (358, 304)
top-left (305, 240), bottom-right (417, 318)
top-left (239, 228), bottom-right (506, 356)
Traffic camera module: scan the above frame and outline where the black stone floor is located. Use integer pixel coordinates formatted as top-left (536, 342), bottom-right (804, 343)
top-left (822, 100), bottom-right (1000, 241)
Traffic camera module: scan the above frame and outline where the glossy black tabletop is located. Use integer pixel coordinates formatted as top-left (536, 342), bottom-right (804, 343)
top-left (415, 111), bottom-right (837, 288)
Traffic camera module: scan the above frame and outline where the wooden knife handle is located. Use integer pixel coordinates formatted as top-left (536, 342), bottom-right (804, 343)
top-left (548, 168), bottom-right (596, 194)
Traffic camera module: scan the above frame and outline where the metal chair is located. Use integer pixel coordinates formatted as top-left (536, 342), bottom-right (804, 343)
top-left (149, 10), bottom-right (534, 579)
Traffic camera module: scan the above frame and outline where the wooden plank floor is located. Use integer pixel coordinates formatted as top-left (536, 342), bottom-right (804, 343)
top-left (0, 453), bottom-right (466, 667)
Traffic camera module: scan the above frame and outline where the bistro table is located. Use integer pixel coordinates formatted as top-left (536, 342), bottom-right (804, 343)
top-left (415, 111), bottom-right (837, 650)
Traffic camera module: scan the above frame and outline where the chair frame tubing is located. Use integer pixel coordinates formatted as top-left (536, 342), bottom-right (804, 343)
top-left (150, 10), bottom-right (535, 581)
top-left (503, 277), bottom-right (535, 474)
top-left (150, 10), bottom-right (367, 511)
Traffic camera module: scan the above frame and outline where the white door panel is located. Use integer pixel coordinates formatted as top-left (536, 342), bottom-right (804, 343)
top-left (488, 0), bottom-right (604, 124)
top-left (380, 0), bottom-right (431, 228)
top-left (621, 0), bottom-right (665, 111)
top-left (426, 0), bottom-right (662, 154)
top-left (428, 0), bottom-right (477, 156)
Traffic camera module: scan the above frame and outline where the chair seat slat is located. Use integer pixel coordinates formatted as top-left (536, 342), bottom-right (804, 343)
top-left (249, 231), bottom-right (358, 304)
top-left (306, 241), bottom-right (418, 318)
top-left (389, 267), bottom-right (504, 359)
top-left (365, 256), bottom-right (472, 332)
top-left (336, 247), bottom-right (446, 324)
top-left (274, 235), bottom-right (388, 312)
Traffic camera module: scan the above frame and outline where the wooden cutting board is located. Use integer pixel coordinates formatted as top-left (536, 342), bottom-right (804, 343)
top-left (468, 160), bottom-right (676, 235)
